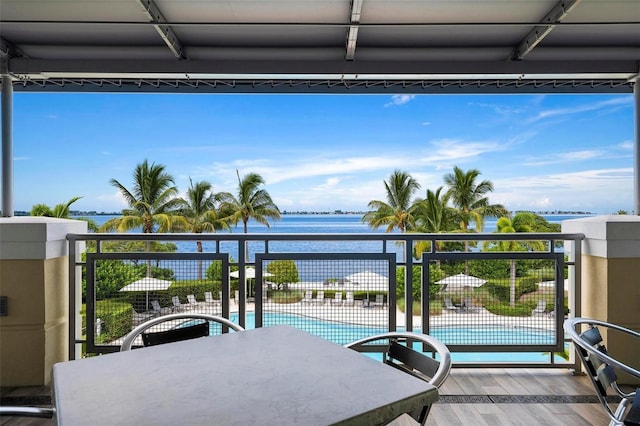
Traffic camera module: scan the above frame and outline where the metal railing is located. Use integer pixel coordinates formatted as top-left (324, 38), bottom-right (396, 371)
top-left (67, 231), bottom-right (583, 368)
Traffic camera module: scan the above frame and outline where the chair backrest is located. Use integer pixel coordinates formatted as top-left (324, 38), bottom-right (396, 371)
top-left (187, 294), bottom-right (198, 304)
top-left (172, 296), bottom-right (181, 307)
top-left (375, 294), bottom-right (384, 304)
top-left (205, 291), bottom-right (214, 303)
top-left (335, 292), bottom-right (342, 300)
top-left (316, 290), bottom-right (324, 300)
top-left (533, 299), bottom-right (546, 312)
top-left (346, 292), bottom-right (354, 301)
top-left (345, 332), bottom-right (451, 424)
top-left (304, 290), bottom-right (312, 299)
top-left (564, 318), bottom-right (640, 425)
top-left (0, 406), bottom-right (55, 419)
top-left (120, 313), bottom-right (245, 351)
top-left (151, 300), bottom-right (162, 312)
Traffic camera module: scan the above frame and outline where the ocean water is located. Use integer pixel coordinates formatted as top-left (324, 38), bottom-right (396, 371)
top-left (79, 213), bottom-right (590, 235)
top-left (76, 213), bottom-right (590, 281)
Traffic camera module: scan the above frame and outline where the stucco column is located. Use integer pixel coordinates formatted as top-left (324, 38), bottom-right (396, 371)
top-left (0, 217), bottom-right (86, 386)
top-left (562, 215), bottom-right (640, 384)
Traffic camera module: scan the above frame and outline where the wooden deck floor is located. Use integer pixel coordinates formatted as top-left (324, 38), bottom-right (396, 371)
top-left (1, 368), bottom-right (610, 425)
top-left (427, 368), bottom-right (610, 425)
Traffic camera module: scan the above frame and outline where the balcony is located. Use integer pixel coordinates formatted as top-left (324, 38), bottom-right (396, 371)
top-left (0, 215), bottom-right (638, 424)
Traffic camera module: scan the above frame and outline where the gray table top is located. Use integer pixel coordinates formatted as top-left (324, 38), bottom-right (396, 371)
top-left (52, 325), bottom-right (438, 425)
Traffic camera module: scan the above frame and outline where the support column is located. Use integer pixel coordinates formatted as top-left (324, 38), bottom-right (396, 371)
top-left (634, 80), bottom-right (640, 216)
top-left (0, 217), bottom-right (86, 386)
top-left (1, 70), bottom-right (13, 217)
top-left (563, 215), bottom-right (640, 385)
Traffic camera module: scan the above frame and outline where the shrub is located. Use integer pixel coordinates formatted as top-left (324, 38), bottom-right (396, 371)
top-left (205, 257), bottom-right (238, 281)
top-left (82, 300), bottom-right (134, 344)
top-left (267, 260), bottom-right (300, 287)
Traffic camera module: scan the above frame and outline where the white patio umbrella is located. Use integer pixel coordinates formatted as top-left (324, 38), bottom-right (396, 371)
top-left (229, 267), bottom-right (274, 299)
top-left (344, 271), bottom-right (388, 288)
top-left (229, 267), bottom-right (274, 279)
top-left (344, 271), bottom-right (389, 303)
top-left (119, 277), bottom-right (172, 311)
top-left (436, 273), bottom-right (487, 292)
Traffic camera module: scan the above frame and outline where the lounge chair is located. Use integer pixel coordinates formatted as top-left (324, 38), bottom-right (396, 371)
top-left (564, 318), bottom-right (640, 426)
top-left (443, 297), bottom-right (458, 312)
top-left (463, 297), bottom-right (481, 313)
top-left (331, 292), bottom-right (343, 306)
top-left (151, 299), bottom-right (171, 316)
top-left (345, 332), bottom-right (452, 424)
top-left (186, 294), bottom-right (200, 309)
top-left (531, 299), bottom-right (546, 316)
top-left (205, 291), bottom-right (221, 307)
top-left (132, 308), bottom-right (155, 325)
top-left (120, 313), bottom-right (245, 351)
top-left (171, 296), bottom-right (185, 312)
top-left (301, 290), bottom-right (313, 304)
top-left (373, 294), bottom-right (386, 308)
top-left (313, 290), bottom-right (325, 304)
top-left (344, 291), bottom-right (355, 307)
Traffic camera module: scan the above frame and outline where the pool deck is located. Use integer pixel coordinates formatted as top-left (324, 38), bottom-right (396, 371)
top-left (227, 299), bottom-right (556, 331)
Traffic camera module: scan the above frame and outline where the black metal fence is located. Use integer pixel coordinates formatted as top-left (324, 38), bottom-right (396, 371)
top-left (69, 231), bottom-right (582, 367)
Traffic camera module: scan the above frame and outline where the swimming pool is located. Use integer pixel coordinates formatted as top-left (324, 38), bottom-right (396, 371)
top-left (223, 312), bottom-right (567, 364)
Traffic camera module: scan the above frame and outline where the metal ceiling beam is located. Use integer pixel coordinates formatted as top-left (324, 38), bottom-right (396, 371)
top-left (510, 0), bottom-right (581, 61)
top-left (0, 37), bottom-right (25, 59)
top-left (7, 77), bottom-right (634, 94)
top-left (345, 0), bottom-right (364, 61)
top-left (8, 58), bottom-right (638, 76)
top-left (137, 0), bottom-right (186, 60)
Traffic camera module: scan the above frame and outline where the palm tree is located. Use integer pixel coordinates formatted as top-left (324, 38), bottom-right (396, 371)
top-left (412, 186), bottom-right (457, 258)
top-left (219, 170), bottom-right (281, 261)
top-left (100, 160), bottom-right (182, 276)
top-left (362, 170), bottom-right (421, 233)
top-left (176, 179), bottom-right (231, 279)
top-left (443, 166), bottom-right (507, 233)
top-left (363, 170), bottom-right (421, 262)
top-left (444, 166), bottom-right (507, 274)
top-left (30, 196), bottom-right (82, 218)
top-left (488, 212), bottom-right (545, 307)
top-left (219, 170), bottom-right (281, 234)
top-left (51, 196), bottom-right (83, 218)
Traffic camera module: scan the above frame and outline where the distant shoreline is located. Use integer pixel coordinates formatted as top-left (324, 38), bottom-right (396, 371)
top-left (11, 209), bottom-right (597, 217)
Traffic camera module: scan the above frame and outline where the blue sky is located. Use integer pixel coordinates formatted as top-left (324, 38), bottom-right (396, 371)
top-left (10, 92), bottom-right (634, 214)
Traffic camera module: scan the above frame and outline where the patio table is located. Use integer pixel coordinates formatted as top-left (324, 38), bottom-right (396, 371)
top-left (52, 325), bottom-right (438, 425)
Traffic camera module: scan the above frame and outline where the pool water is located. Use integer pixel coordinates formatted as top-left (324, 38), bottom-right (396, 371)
top-left (219, 312), bottom-right (568, 364)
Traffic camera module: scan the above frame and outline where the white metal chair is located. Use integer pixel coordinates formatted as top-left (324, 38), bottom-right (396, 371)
top-left (345, 332), bottom-right (452, 425)
top-left (344, 291), bottom-right (355, 306)
top-left (564, 317), bottom-right (640, 426)
top-left (186, 294), bottom-right (200, 309)
top-left (120, 313), bottom-right (244, 351)
top-left (301, 290), bottom-right (313, 303)
top-left (0, 406), bottom-right (55, 419)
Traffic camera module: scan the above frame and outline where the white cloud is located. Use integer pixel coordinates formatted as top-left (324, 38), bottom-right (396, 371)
top-left (618, 140), bottom-right (634, 150)
top-left (422, 121), bottom-right (431, 126)
top-left (384, 95), bottom-right (415, 107)
top-left (523, 149), bottom-right (604, 166)
top-left (528, 97), bottom-right (632, 123)
top-left (13, 156), bottom-right (30, 161)
top-left (492, 168), bottom-right (633, 213)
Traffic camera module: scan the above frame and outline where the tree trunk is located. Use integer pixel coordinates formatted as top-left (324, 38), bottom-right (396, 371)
top-left (509, 258), bottom-right (516, 307)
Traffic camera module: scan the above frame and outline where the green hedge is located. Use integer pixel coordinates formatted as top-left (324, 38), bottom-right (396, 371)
top-left (82, 300), bottom-right (134, 344)
top-left (484, 277), bottom-right (539, 303)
